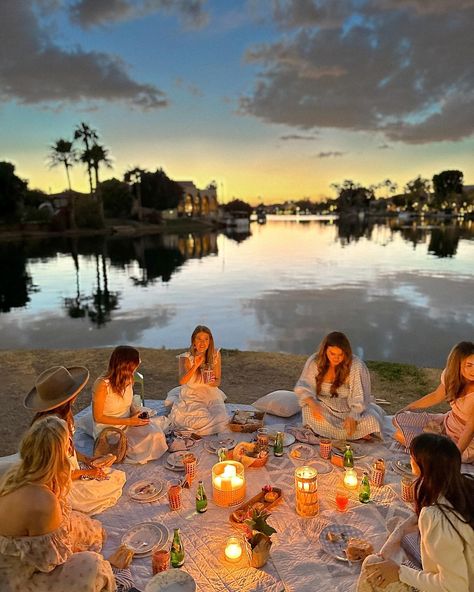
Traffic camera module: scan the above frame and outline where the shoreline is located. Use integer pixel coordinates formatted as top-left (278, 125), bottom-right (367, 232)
top-left (0, 347), bottom-right (442, 456)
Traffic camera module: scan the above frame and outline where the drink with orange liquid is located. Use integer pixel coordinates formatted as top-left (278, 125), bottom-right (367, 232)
top-left (335, 488), bottom-right (349, 512)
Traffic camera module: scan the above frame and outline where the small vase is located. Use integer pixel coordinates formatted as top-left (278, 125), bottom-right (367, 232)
top-left (247, 534), bottom-right (272, 568)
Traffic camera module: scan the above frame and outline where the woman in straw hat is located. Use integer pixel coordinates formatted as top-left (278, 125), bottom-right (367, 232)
top-left (25, 365), bottom-right (126, 515)
top-left (93, 346), bottom-right (168, 463)
top-left (0, 416), bottom-right (116, 591)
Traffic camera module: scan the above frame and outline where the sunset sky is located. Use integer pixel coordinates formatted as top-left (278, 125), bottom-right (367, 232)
top-left (1, 0), bottom-right (473, 203)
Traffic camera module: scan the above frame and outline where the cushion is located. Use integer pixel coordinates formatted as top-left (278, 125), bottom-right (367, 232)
top-left (252, 390), bottom-right (300, 418)
top-left (164, 386), bottom-right (181, 408)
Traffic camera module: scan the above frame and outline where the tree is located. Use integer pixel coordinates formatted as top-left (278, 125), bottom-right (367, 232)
top-left (101, 178), bottom-right (133, 218)
top-left (404, 176), bottom-right (430, 210)
top-left (48, 139), bottom-right (77, 191)
top-left (432, 170), bottom-right (463, 208)
top-left (222, 198), bottom-right (253, 215)
top-left (74, 122), bottom-right (99, 194)
top-left (138, 168), bottom-right (183, 211)
top-left (124, 167), bottom-right (146, 221)
top-left (0, 161), bottom-right (27, 221)
top-left (82, 143), bottom-right (112, 191)
top-left (331, 179), bottom-right (374, 211)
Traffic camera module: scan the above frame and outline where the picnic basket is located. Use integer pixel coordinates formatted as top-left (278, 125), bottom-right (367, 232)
top-left (229, 410), bottom-right (265, 433)
top-left (93, 427), bottom-right (127, 463)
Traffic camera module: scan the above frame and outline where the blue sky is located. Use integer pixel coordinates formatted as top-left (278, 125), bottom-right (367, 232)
top-left (1, 0), bottom-right (473, 202)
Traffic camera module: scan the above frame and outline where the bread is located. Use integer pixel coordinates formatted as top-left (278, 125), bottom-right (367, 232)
top-left (264, 491), bottom-right (279, 503)
top-left (346, 538), bottom-right (374, 561)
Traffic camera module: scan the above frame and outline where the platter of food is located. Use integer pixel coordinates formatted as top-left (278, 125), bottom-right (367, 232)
top-left (319, 524), bottom-right (372, 562)
top-left (229, 410), bottom-right (265, 433)
top-left (229, 486), bottom-right (282, 528)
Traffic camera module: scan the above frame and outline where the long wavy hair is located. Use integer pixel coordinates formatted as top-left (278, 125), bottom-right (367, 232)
top-left (104, 345), bottom-right (140, 396)
top-left (444, 341), bottom-right (474, 402)
top-left (315, 332), bottom-right (352, 397)
top-left (0, 416), bottom-right (71, 499)
top-left (31, 399), bottom-right (75, 435)
top-left (190, 325), bottom-right (215, 365)
top-left (411, 433), bottom-right (474, 533)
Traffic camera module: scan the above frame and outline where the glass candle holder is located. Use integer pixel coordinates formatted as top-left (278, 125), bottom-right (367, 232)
top-left (212, 461), bottom-right (246, 507)
top-left (343, 468), bottom-right (358, 490)
top-left (294, 466), bottom-right (319, 516)
top-left (224, 536), bottom-right (243, 563)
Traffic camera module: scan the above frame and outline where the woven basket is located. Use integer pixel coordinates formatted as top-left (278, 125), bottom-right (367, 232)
top-left (233, 442), bottom-right (269, 468)
top-left (93, 427), bottom-right (127, 463)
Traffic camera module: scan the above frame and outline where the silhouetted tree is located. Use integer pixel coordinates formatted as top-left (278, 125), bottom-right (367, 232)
top-left (139, 168), bottom-right (183, 211)
top-left (404, 176), bottom-right (431, 210)
top-left (432, 170), bottom-right (463, 208)
top-left (331, 180), bottom-right (374, 211)
top-left (48, 139), bottom-right (77, 228)
top-left (101, 178), bottom-right (132, 218)
top-left (0, 161), bottom-right (27, 221)
top-left (124, 167), bottom-right (145, 221)
top-left (222, 198), bottom-right (252, 215)
top-left (74, 122), bottom-right (98, 194)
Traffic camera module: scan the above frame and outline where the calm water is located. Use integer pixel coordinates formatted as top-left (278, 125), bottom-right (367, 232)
top-left (1, 217), bottom-right (473, 366)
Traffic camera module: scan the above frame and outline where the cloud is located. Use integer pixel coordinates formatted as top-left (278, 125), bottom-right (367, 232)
top-left (316, 151), bottom-right (344, 158)
top-left (280, 133), bottom-right (318, 141)
top-left (174, 77), bottom-right (204, 97)
top-left (378, 143), bottom-right (392, 150)
top-left (69, 0), bottom-right (209, 29)
top-left (241, 0), bottom-right (474, 144)
top-left (0, 0), bottom-right (168, 109)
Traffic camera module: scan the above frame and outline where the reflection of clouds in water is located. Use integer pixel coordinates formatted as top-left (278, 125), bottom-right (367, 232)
top-left (245, 273), bottom-right (474, 366)
top-left (0, 307), bottom-right (176, 349)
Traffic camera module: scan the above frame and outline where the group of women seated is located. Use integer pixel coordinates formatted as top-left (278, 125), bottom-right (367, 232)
top-left (0, 325), bottom-right (472, 591)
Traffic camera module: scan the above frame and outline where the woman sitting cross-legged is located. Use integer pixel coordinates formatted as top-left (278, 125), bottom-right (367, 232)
top-left (25, 365), bottom-right (126, 516)
top-left (393, 341), bottom-right (474, 463)
top-left (294, 331), bottom-right (384, 440)
top-left (93, 346), bottom-right (168, 464)
top-left (0, 416), bottom-right (116, 592)
top-left (357, 433), bottom-right (474, 592)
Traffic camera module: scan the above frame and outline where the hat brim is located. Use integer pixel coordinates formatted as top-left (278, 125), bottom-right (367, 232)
top-left (23, 366), bottom-right (90, 412)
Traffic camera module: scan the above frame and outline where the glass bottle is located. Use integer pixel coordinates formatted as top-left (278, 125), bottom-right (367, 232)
top-left (359, 472), bottom-right (371, 503)
top-left (170, 528), bottom-right (185, 567)
top-left (274, 432), bottom-right (284, 457)
top-left (134, 370), bottom-right (145, 407)
top-left (217, 447), bottom-right (227, 462)
top-left (343, 444), bottom-right (354, 468)
top-left (195, 480), bottom-right (208, 513)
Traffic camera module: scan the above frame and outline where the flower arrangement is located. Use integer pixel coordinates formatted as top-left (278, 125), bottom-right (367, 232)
top-left (244, 505), bottom-right (277, 567)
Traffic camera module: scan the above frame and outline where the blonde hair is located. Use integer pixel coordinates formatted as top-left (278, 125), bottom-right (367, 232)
top-left (315, 331), bottom-right (353, 397)
top-left (444, 341), bottom-right (474, 402)
top-left (0, 416), bottom-right (71, 499)
top-left (190, 325), bottom-right (215, 365)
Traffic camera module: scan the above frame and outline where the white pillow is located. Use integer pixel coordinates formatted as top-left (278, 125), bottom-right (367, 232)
top-left (252, 390), bottom-right (300, 418)
top-left (164, 386), bottom-right (181, 408)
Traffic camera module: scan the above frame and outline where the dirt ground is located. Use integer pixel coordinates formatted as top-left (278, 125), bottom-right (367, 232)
top-left (0, 348), bottom-right (442, 455)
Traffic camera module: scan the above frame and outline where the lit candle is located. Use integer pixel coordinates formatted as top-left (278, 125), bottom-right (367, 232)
top-left (224, 536), bottom-right (243, 562)
top-left (212, 461), bottom-right (246, 507)
top-left (343, 468), bottom-right (358, 489)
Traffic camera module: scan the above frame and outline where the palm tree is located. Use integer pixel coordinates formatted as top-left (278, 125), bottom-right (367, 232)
top-left (124, 167), bottom-right (145, 221)
top-left (82, 143), bottom-right (112, 222)
top-left (48, 139), bottom-right (77, 228)
top-left (74, 122), bottom-right (98, 194)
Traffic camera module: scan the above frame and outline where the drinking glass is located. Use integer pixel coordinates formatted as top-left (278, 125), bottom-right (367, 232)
top-left (167, 478), bottom-right (182, 511)
top-left (335, 487), bottom-right (349, 512)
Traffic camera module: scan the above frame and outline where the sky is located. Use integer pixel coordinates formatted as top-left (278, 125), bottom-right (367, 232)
top-left (0, 0), bottom-right (473, 203)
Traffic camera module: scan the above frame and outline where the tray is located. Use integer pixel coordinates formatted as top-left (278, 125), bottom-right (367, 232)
top-left (229, 487), bottom-right (282, 528)
top-left (229, 410), bottom-right (265, 433)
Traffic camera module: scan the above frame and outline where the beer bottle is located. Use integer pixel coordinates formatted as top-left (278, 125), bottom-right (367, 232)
top-left (195, 480), bottom-right (208, 513)
top-left (359, 472), bottom-right (371, 503)
top-left (170, 528), bottom-right (185, 567)
top-left (343, 444), bottom-right (354, 468)
top-left (274, 432), bottom-right (284, 457)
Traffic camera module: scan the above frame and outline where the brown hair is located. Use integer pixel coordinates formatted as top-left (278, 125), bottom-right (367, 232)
top-left (190, 325), bottom-right (215, 365)
top-left (444, 341), bottom-right (474, 402)
top-left (105, 345), bottom-right (140, 396)
top-left (31, 399), bottom-right (75, 435)
top-left (315, 331), bottom-right (352, 397)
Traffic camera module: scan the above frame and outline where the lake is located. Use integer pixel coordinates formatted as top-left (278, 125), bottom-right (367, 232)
top-left (1, 216), bottom-right (473, 367)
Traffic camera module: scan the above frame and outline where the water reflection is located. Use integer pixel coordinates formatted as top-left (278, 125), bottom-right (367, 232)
top-left (0, 243), bottom-right (37, 312)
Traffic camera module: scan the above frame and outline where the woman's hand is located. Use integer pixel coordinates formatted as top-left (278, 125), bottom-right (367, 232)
top-left (366, 559), bottom-right (400, 589)
top-left (194, 354), bottom-right (205, 369)
top-left (82, 467), bottom-right (107, 480)
top-left (306, 398), bottom-right (324, 421)
top-left (344, 417), bottom-right (357, 437)
top-left (128, 414), bottom-right (150, 427)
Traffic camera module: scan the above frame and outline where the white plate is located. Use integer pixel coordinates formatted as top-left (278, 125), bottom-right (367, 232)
top-left (331, 441), bottom-right (368, 460)
top-left (283, 432), bottom-right (296, 447)
top-left (311, 459), bottom-right (333, 474)
top-left (289, 443), bottom-right (315, 461)
top-left (145, 570), bottom-right (196, 592)
top-left (319, 524), bottom-right (364, 561)
top-left (128, 479), bottom-right (164, 502)
top-left (122, 522), bottom-right (169, 555)
top-left (207, 437), bottom-right (236, 451)
top-left (391, 459), bottom-right (413, 476)
top-left (167, 452), bottom-right (199, 468)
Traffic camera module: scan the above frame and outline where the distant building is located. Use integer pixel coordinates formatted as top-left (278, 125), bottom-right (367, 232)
top-left (176, 181), bottom-right (219, 218)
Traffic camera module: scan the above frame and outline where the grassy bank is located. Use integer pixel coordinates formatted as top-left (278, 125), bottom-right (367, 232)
top-left (0, 348), bottom-right (443, 455)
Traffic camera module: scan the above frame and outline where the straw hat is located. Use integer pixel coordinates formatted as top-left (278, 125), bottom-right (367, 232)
top-left (24, 366), bottom-right (89, 411)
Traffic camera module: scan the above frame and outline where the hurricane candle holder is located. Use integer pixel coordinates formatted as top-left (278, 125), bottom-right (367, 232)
top-left (212, 461), bottom-right (246, 507)
top-left (294, 466), bottom-right (319, 516)
top-left (224, 536), bottom-right (243, 563)
top-left (343, 468), bottom-right (358, 490)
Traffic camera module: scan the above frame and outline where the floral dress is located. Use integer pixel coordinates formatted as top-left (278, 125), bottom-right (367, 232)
top-left (0, 502), bottom-right (115, 592)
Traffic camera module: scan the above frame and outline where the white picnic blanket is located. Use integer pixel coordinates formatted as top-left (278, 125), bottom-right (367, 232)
top-left (73, 402), bottom-right (471, 592)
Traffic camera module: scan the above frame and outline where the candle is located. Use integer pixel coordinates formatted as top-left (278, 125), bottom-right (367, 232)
top-left (212, 461), bottom-right (246, 507)
top-left (224, 536), bottom-right (243, 562)
top-left (343, 468), bottom-right (358, 489)
top-left (294, 466), bottom-right (319, 516)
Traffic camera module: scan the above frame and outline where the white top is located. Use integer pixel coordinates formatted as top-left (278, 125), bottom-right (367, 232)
top-left (399, 502), bottom-right (474, 592)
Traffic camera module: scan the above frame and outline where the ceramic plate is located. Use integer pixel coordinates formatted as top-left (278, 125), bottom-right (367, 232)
top-left (128, 480), bottom-right (163, 502)
top-left (122, 522), bottom-right (169, 555)
top-left (289, 443), bottom-right (315, 461)
top-left (167, 452), bottom-right (199, 468)
top-left (319, 524), bottom-right (364, 561)
top-left (207, 437), bottom-right (236, 451)
top-left (145, 570), bottom-right (196, 592)
top-left (311, 459), bottom-right (333, 474)
top-left (331, 441), bottom-right (367, 460)
top-left (392, 459), bottom-right (413, 476)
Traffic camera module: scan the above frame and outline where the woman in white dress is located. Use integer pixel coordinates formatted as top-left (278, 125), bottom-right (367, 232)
top-left (295, 332), bottom-right (384, 440)
top-left (358, 433), bottom-right (474, 592)
top-left (93, 346), bottom-right (168, 464)
top-left (24, 366), bottom-right (126, 516)
top-left (169, 325), bottom-right (228, 435)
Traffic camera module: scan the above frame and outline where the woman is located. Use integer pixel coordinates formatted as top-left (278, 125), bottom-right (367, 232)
top-left (168, 325), bottom-right (228, 435)
top-left (24, 365), bottom-right (126, 515)
top-left (0, 416), bottom-right (116, 591)
top-left (358, 433), bottom-right (474, 592)
top-left (294, 332), bottom-right (384, 439)
top-left (394, 341), bottom-right (474, 463)
top-left (93, 346), bottom-right (168, 464)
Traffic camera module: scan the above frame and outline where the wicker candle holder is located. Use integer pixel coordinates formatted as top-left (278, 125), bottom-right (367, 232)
top-left (212, 461), bottom-right (246, 507)
top-left (295, 466), bottom-right (319, 516)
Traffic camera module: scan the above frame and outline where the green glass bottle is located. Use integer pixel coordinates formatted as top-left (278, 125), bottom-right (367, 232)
top-left (359, 472), bottom-right (371, 503)
top-left (274, 432), bottom-right (284, 457)
top-left (170, 528), bottom-right (185, 567)
top-left (134, 370), bottom-right (145, 406)
top-left (195, 480), bottom-right (208, 513)
top-left (343, 444), bottom-right (354, 468)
